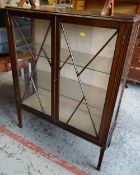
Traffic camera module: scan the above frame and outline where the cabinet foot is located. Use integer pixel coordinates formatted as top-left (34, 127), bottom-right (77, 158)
top-left (18, 122), bottom-right (23, 128)
top-left (18, 116), bottom-right (23, 128)
top-left (17, 108), bottom-right (23, 128)
top-left (125, 81), bottom-right (128, 88)
top-left (107, 139), bottom-right (111, 147)
top-left (97, 147), bottom-right (106, 171)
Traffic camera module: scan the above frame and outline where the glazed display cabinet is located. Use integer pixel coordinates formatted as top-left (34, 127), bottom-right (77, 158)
top-left (5, 6), bottom-right (140, 170)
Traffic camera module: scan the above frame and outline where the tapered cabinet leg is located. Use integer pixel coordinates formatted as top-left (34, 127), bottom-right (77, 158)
top-left (6, 15), bottom-right (23, 128)
top-left (17, 105), bottom-right (23, 128)
top-left (97, 147), bottom-right (106, 171)
top-left (12, 75), bottom-right (23, 128)
top-left (13, 71), bottom-right (23, 128)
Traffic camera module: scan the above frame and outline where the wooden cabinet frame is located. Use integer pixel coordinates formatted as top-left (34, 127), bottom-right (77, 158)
top-left (5, 7), bottom-right (140, 170)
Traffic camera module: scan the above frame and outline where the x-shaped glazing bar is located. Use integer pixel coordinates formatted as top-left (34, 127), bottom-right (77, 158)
top-left (42, 47), bottom-right (52, 67)
top-left (21, 23), bottom-right (51, 109)
top-left (77, 30), bottom-right (118, 77)
top-left (61, 23), bottom-right (98, 137)
top-left (66, 97), bottom-right (84, 124)
top-left (31, 76), bottom-right (45, 113)
top-left (60, 54), bottom-right (71, 70)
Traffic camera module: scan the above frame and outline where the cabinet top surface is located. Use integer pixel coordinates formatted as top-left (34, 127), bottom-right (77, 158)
top-left (4, 5), bottom-right (140, 23)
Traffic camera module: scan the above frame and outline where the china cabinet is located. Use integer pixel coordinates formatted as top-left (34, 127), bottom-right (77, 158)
top-left (5, 3), bottom-right (140, 170)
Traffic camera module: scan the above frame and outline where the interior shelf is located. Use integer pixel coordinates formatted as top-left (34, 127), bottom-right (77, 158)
top-left (32, 70), bottom-right (106, 111)
top-left (23, 87), bottom-right (52, 115)
top-left (22, 85), bottom-right (102, 136)
top-left (59, 73), bottom-right (106, 110)
top-left (59, 48), bottom-right (113, 75)
top-left (21, 69), bottom-right (105, 136)
top-left (59, 93), bottom-right (102, 137)
top-left (17, 43), bottom-right (113, 75)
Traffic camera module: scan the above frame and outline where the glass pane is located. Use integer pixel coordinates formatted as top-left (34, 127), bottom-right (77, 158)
top-left (59, 23), bottom-right (118, 137)
top-left (13, 17), bottom-right (52, 116)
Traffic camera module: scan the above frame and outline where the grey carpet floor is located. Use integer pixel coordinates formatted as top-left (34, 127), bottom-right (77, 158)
top-left (0, 72), bottom-right (140, 175)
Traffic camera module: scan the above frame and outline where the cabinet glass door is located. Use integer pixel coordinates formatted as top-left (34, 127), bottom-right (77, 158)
top-left (58, 23), bottom-right (118, 137)
top-left (13, 17), bottom-right (52, 117)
